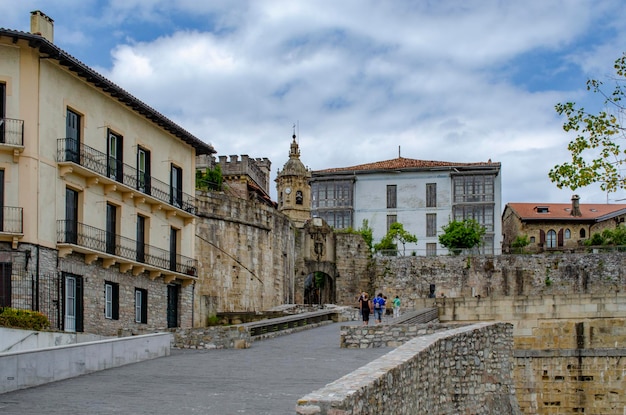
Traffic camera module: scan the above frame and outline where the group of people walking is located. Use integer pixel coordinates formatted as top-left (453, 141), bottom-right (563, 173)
top-left (358, 292), bottom-right (401, 325)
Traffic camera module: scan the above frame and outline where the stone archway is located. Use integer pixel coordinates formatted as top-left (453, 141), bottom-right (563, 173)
top-left (303, 271), bottom-right (335, 305)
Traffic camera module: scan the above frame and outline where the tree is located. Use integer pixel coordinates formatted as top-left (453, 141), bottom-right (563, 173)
top-left (585, 225), bottom-right (626, 247)
top-left (511, 235), bottom-right (530, 254)
top-left (549, 53), bottom-right (626, 193)
top-left (374, 222), bottom-right (417, 256)
top-left (438, 219), bottom-right (485, 255)
top-left (196, 164), bottom-right (223, 191)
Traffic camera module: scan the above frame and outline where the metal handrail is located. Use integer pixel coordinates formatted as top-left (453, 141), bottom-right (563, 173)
top-left (0, 118), bottom-right (25, 146)
top-left (56, 220), bottom-right (197, 276)
top-left (0, 206), bottom-right (23, 234)
top-left (56, 138), bottom-right (197, 214)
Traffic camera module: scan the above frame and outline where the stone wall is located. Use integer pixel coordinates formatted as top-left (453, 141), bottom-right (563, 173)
top-left (417, 294), bottom-right (626, 414)
top-left (296, 322), bottom-right (520, 415)
top-left (370, 253), bottom-right (626, 308)
top-left (340, 322), bottom-right (456, 349)
top-left (194, 190), bottom-right (294, 323)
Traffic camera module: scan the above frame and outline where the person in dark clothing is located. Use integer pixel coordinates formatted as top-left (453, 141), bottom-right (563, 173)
top-left (359, 293), bottom-right (373, 325)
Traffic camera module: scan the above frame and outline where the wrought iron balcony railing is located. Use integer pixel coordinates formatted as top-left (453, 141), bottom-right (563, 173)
top-left (0, 118), bottom-right (25, 146)
top-left (56, 138), bottom-right (197, 214)
top-left (57, 220), bottom-right (197, 277)
top-left (0, 206), bottom-right (23, 234)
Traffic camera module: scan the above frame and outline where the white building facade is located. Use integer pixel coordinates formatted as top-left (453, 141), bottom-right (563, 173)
top-left (311, 157), bottom-right (502, 255)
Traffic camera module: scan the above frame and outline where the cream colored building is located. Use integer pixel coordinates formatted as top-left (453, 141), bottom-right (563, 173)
top-left (0, 11), bottom-right (215, 335)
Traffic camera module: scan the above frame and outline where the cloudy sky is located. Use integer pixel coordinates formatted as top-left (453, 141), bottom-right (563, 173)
top-left (3, 1), bottom-right (626, 207)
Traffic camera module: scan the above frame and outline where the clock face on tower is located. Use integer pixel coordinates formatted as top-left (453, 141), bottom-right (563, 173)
top-left (285, 187), bottom-right (292, 194)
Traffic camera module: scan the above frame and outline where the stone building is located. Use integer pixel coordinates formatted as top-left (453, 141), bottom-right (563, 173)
top-left (0, 11), bottom-right (214, 335)
top-left (310, 156), bottom-right (502, 255)
top-left (502, 194), bottom-right (626, 252)
top-left (196, 154), bottom-right (274, 207)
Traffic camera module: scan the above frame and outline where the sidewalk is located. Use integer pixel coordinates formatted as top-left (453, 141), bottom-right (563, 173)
top-left (0, 322), bottom-right (391, 415)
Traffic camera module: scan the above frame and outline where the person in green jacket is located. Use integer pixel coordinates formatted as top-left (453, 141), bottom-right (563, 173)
top-left (392, 295), bottom-right (401, 318)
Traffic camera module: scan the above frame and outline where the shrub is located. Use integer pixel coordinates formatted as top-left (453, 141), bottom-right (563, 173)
top-left (0, 308), bottom-right (50, 330)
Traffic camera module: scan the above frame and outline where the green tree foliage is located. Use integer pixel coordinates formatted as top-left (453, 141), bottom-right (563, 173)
top-left (196, 164), bottom-right (223, 191)
top-left (438, 219), bottom-right (485, 255)
top-left (549, 53), bottom-right (626, 193)
top-left (585, 225), bottom-right (626, 247)
top-left (511, 235), bottom-right (531, 254)
top-left (374, 222), bottom-right (417, 256)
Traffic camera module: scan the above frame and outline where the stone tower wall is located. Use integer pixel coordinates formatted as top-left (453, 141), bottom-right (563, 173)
top-left (194, 190), bottom-right (294, 324)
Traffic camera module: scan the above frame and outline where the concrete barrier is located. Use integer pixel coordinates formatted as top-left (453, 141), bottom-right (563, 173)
top-left (0, 332), bottom-right (171, 394)
top-left (0, 327), bottom-right (109, 352)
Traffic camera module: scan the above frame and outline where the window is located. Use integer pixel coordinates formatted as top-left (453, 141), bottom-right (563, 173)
top-left (296, 190), bottom-right (303, 205)
top-left (387, 215), bottom-right (397, 232)
top-left (426, 213), bottom-right (437, 237)
top-left (107, 130), bottom-right (123, 181)
top-left (546, 230), bottom-right (557, 248)
top-left (0, 262), bottom-right (12, 307)
top-left (426, 183), bottom-right (437, 207)
top-left (564, 229), bottom-right (571, 239)
top-left (453, 175), bottom-right (495, 203)
top-left (106, 203), bottom-right (117, 255)
top-left (105, 281), bottom-right (119, 320)
top-left (426, 243), bottom-right (437, 256)
top-left (137, 147), bottom-right (151, 194)
top-left (0, 169), bottom-right (4, 232)
top-left (170, 165), bottom-right (183, 208)
top-left (63, 273), bottom-right (83, 332)
top-left (135, 288), bottom-right (148, 324)
top-left (66, 109), bottom-right (81, 163)
top-left (170, 227), bottom-right (179, 272)
top-left (580, 229), bottom-right (586, 238)
top-left (136, 215), bottom-right (146, 263)
top-left (530, 236), bottom-right (536, 243)
top-left (387, 185), bottom-right (397, 209)
top-left (65, 187), bottom-right (79, 244)
top-left (0, 83), bottom-right (5, 143)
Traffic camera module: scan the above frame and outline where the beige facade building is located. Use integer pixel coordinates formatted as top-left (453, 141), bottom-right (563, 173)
top-left (0, 11), bottom-right (214, 335)
top-left (502, 195), bottom-right (626, 253)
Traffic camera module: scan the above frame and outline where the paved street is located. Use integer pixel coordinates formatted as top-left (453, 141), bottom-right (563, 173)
top-left (0, 322), bottom-right (391, 415)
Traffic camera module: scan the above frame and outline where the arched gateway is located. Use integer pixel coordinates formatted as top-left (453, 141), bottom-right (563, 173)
top-left (295, 217), bottom-right (339, 305)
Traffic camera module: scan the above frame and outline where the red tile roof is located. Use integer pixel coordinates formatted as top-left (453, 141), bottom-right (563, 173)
top-left (506, 202), bottom-right (626, 221)
top-left (313, 157), bottom-right (499, 174)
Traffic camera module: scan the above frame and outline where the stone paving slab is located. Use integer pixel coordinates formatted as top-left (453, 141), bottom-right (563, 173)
top-left (0, 322), bottom-right (391, 415)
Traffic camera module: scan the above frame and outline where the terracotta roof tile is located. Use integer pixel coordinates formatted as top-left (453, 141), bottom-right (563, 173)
top-left (313, 157), bottom-right (499, 174)
top-left (506, 202), bottom-right (626, 221)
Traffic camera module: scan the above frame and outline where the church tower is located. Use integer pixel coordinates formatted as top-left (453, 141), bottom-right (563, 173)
top-left (276, 133), bottom-right (311, 227)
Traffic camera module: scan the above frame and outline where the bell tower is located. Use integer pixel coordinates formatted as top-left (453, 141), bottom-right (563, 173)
top-left (276, 133), bottom-right (311, 227)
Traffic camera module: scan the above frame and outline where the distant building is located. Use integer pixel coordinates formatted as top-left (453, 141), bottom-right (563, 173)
top-left (502, 195), bottom-right (626, 252)
top-left (310, 156), bottom-right (502, 255)
top-left (0, 11), bottom-right (214, 335)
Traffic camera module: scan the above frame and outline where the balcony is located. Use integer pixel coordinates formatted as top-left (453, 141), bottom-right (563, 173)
top-left (57, 220), bottom-right (198, 284)
top-left (0, 206), bottom-right (24, 249)
top-left (56, 138), bottom-right (197, 219)
top-left (0, 118), bottom-right (25, 162)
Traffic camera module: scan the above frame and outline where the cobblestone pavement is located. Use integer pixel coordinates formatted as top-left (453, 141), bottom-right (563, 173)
top-left (0, 322), bottom-right (391, 415)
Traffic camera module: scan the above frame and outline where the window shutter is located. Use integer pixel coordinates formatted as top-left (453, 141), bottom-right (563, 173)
top-left (539, 229), bottom-right (545, 245)
top-left (558, 229), bottom-right (564, 247)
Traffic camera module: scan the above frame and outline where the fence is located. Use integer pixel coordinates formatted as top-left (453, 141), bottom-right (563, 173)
top-left (1, 269), bottom-right (62, 330)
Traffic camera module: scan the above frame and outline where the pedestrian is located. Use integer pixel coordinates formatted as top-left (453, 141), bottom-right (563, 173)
top-left (373, 293), bottom-right (385, 324)
top-left (393, 295), bottom-right (401, 318)
top-left (359, 293), bottom-right (373, 325)
top-left (383, 296), bottom-right (388, 320)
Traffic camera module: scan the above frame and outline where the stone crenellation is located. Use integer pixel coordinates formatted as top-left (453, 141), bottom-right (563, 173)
top-left (296, 322), bottom-right (520, 415)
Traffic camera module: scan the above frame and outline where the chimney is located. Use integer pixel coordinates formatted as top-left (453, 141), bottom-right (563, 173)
top-left (30, 10), bottom-right (54, 43)
top-left (571, 194), bottom-right (582, 217)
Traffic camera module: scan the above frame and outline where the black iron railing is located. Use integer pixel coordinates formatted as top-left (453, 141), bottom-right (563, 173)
top-left (57, 138), bottom-right (197, 214)
top-left (57, 220), bottom-right (197, 276)
top-left (0, 206), bottom-right (23, 234)
top-left (0, 118), bottom-right (25, 146)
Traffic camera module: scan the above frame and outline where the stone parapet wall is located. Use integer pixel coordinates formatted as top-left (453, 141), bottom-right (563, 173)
top-left (340, 322), bottom-right (452, 349)
top-left (296, 322), bottom-right (520, 415)
top-left (370, 253), bottom-right (626, 309)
